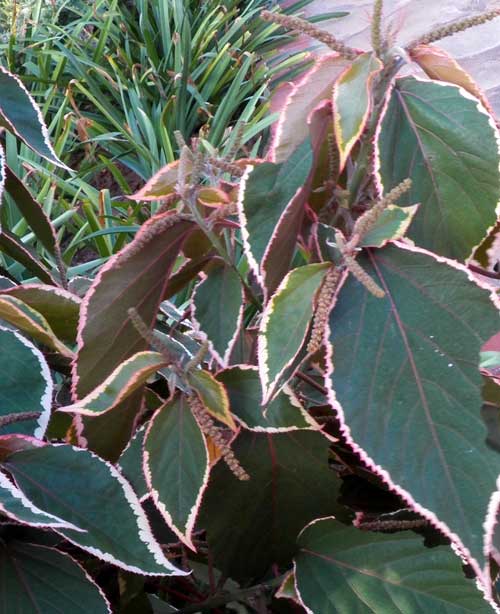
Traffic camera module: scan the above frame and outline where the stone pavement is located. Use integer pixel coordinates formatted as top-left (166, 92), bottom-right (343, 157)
top-left (280, 0), bottom-right (500, 114)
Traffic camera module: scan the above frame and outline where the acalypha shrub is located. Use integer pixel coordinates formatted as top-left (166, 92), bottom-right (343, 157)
top-left (2, 2), bottom-right (500, 611)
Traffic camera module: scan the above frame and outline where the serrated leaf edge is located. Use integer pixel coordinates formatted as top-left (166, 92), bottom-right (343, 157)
top-left (325, 240), bottom-right (500, 599)
top-left (143, 401), bottom-right (210, 551)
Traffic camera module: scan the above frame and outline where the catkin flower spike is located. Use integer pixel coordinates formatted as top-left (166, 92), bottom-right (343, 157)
top-left (335, 231), bottom-right (385, 299)
top-left (307, 267), bottom-right (340, 355)
top-left (128, 307), bottom-right (179, 367)
top-left (408, 8), bottom-right (500, 49)
top-left (209, 157), bottom-right (245, 177)
top-left (226, 121), bottom-right (247, 161)
top-left (371, 0), bottom-right (384, 57)
top-left (260, 10), bottom-right (359, 60)
top-left (188, 394), bottom-right (250, 481)
top-left (352, 177), bottom-right (412, 243)
top-left (177, 145), bottom-right (193, 200)
top-left (184, 340), bottom-right (210, 373)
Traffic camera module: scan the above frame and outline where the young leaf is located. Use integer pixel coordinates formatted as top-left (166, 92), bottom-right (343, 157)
top-left (217, 366), bottom-right (317, 432)
top-left (358, 204), bottom-right (419, 248)
top-left (238, 139), bottom-right (313, 287)
top-left (0, 327), bottom-right (52, 439)
top-left (192, 262), bottom-right (244, 367)
top-left (333, 52), bottom-right (383, 170)
top-left (326, 242), bottom-right (500, 581)
top-left (259, 263), bottom-right (331, 403)
top-left (410, 44), bottom-right (494, 114)
top-left (294, 518), bottom-right (494, 613)
top-left (187, 369), bottom-right (236, 431)
top-left (61, 352), bottom-right (167, 416)
top-left (0, 295), bottom-right (74, 357)
top-left (129, 160), bottom-right (188, 201)
top-left (0, 542), bottom-right (111, 613)
top-left (144, 395), bottom-right (209, 549)
top-left (2, 443), bottom-right (187, 576)
top-left (118, 425), bottom-right (148, 500)
top-left (199, 429), bottom-right (344, 582)
top-left (1, 283), bottom-right (81, 343)
top-left (270, 54), bottom-right (350, 164)
top-left (378, 76), bottom-right (500, 261)
top-left (0, 66), bottom-right (67, 168)
top-left (73, 214), bottom-right (193, 398)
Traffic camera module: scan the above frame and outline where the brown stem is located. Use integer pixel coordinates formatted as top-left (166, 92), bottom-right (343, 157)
top-left (0, 412), bottom-right (42, 428)
top-left (467, 264), bottom-right (500, 281)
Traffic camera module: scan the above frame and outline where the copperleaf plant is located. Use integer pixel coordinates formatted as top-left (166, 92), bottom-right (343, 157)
top-left (4, 1), bottom-right (500, 611)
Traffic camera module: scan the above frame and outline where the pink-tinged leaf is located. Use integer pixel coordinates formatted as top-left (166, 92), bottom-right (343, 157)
top-left (410, 44), bottom-right (494, 115)
top-left (270, 54), bottom-right (351, 164)
top-left (238, 139), bottom-right (313, 288)
top-left (191, 262), bottom-right (244, 367)
top-left (217, 365), bottom-right (317, 432)
top-left (118, 424), bottom-right (148, 499)
top-left (61, 352), bottom-right (167, 417)
top-left (2, 443), bottom-right (187, 576)
top-left (71, 389), bottom-right (145, 463)
top-left (144, 395), bottom-right (210, 550)
top-left (5, 166), bottom-right (58, 255)
top-left (73, 214), bottom-right (193, 399)
top-left (0, 542), bottom-right (111, 613)
top-left (358, 204), bottom-right (420, 248)
top-left (0, 66), bottom-right (67, 168)
top-left (197, 187), bottom-right (231, 208)
top-left (0, 470), bottom-right (83, 531)
top-left (1, 283), bottom-right (81, 343)
top-left (0, 228), bottom-right (57, 285)
top-left (333, 52), bottom-right (383, 171)
top-left (0, 434), bottom-right (43, 461)
top-left (261, 101), bottom-right (332, 298)
top-left (378, 76), bottom-right (500, 261)
top-left (325, 241), bottom-right (500, 589)
top-left (294, 517), bottom-right (497, 613)
top-left (259, 263), bottom-right (331, 404)
top-left (0, 295), bottom-right (74, 357)
top-left (129, 160), bottom-right (189, 201)
top-left (0, 327), bottom-right (52, 439)
top-left (187, 369), bottom-right (236, 431)
top-left (162, 255), bottom-right (212, 301)
top-left (72, 215), bottom-right (192, 460)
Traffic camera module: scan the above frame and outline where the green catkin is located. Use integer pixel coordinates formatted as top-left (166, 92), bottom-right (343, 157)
top-left (371, 0), bottom-right (384, 56)
top-left (307, 267), bottom-right (340, 354)
top-left (184, 340), bottom-right (209, 373)
top-left (260, 10), bottom-right (359, 60)
top-left (128, 307), bottom-right (178, 365)
top-left (177, 145), bottom-right (193, 199)
top-left (358, 518), bottom-right (428, 532)
top-left (188, 394), bottom-right (250, 481)
top-left (343, 254), bottom-right (385, 298)
top-left (209, 157), bottom-right (245, 177)
top-left (226, 121), bottom-right (247, 161)
top-left (408, 9), bottom-right (500, 49)
top-left (336, 231), bottom-right (385, 298)
top-left (352, 177), bottom-right (412, 242)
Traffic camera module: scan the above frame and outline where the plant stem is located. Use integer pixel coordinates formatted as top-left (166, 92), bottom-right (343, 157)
top-left (0, 412), bottom-right (41, 428)
top-left (177, 574), bottom-right (286, 613)
top-left (184, 190), bottom-right (263, 310)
